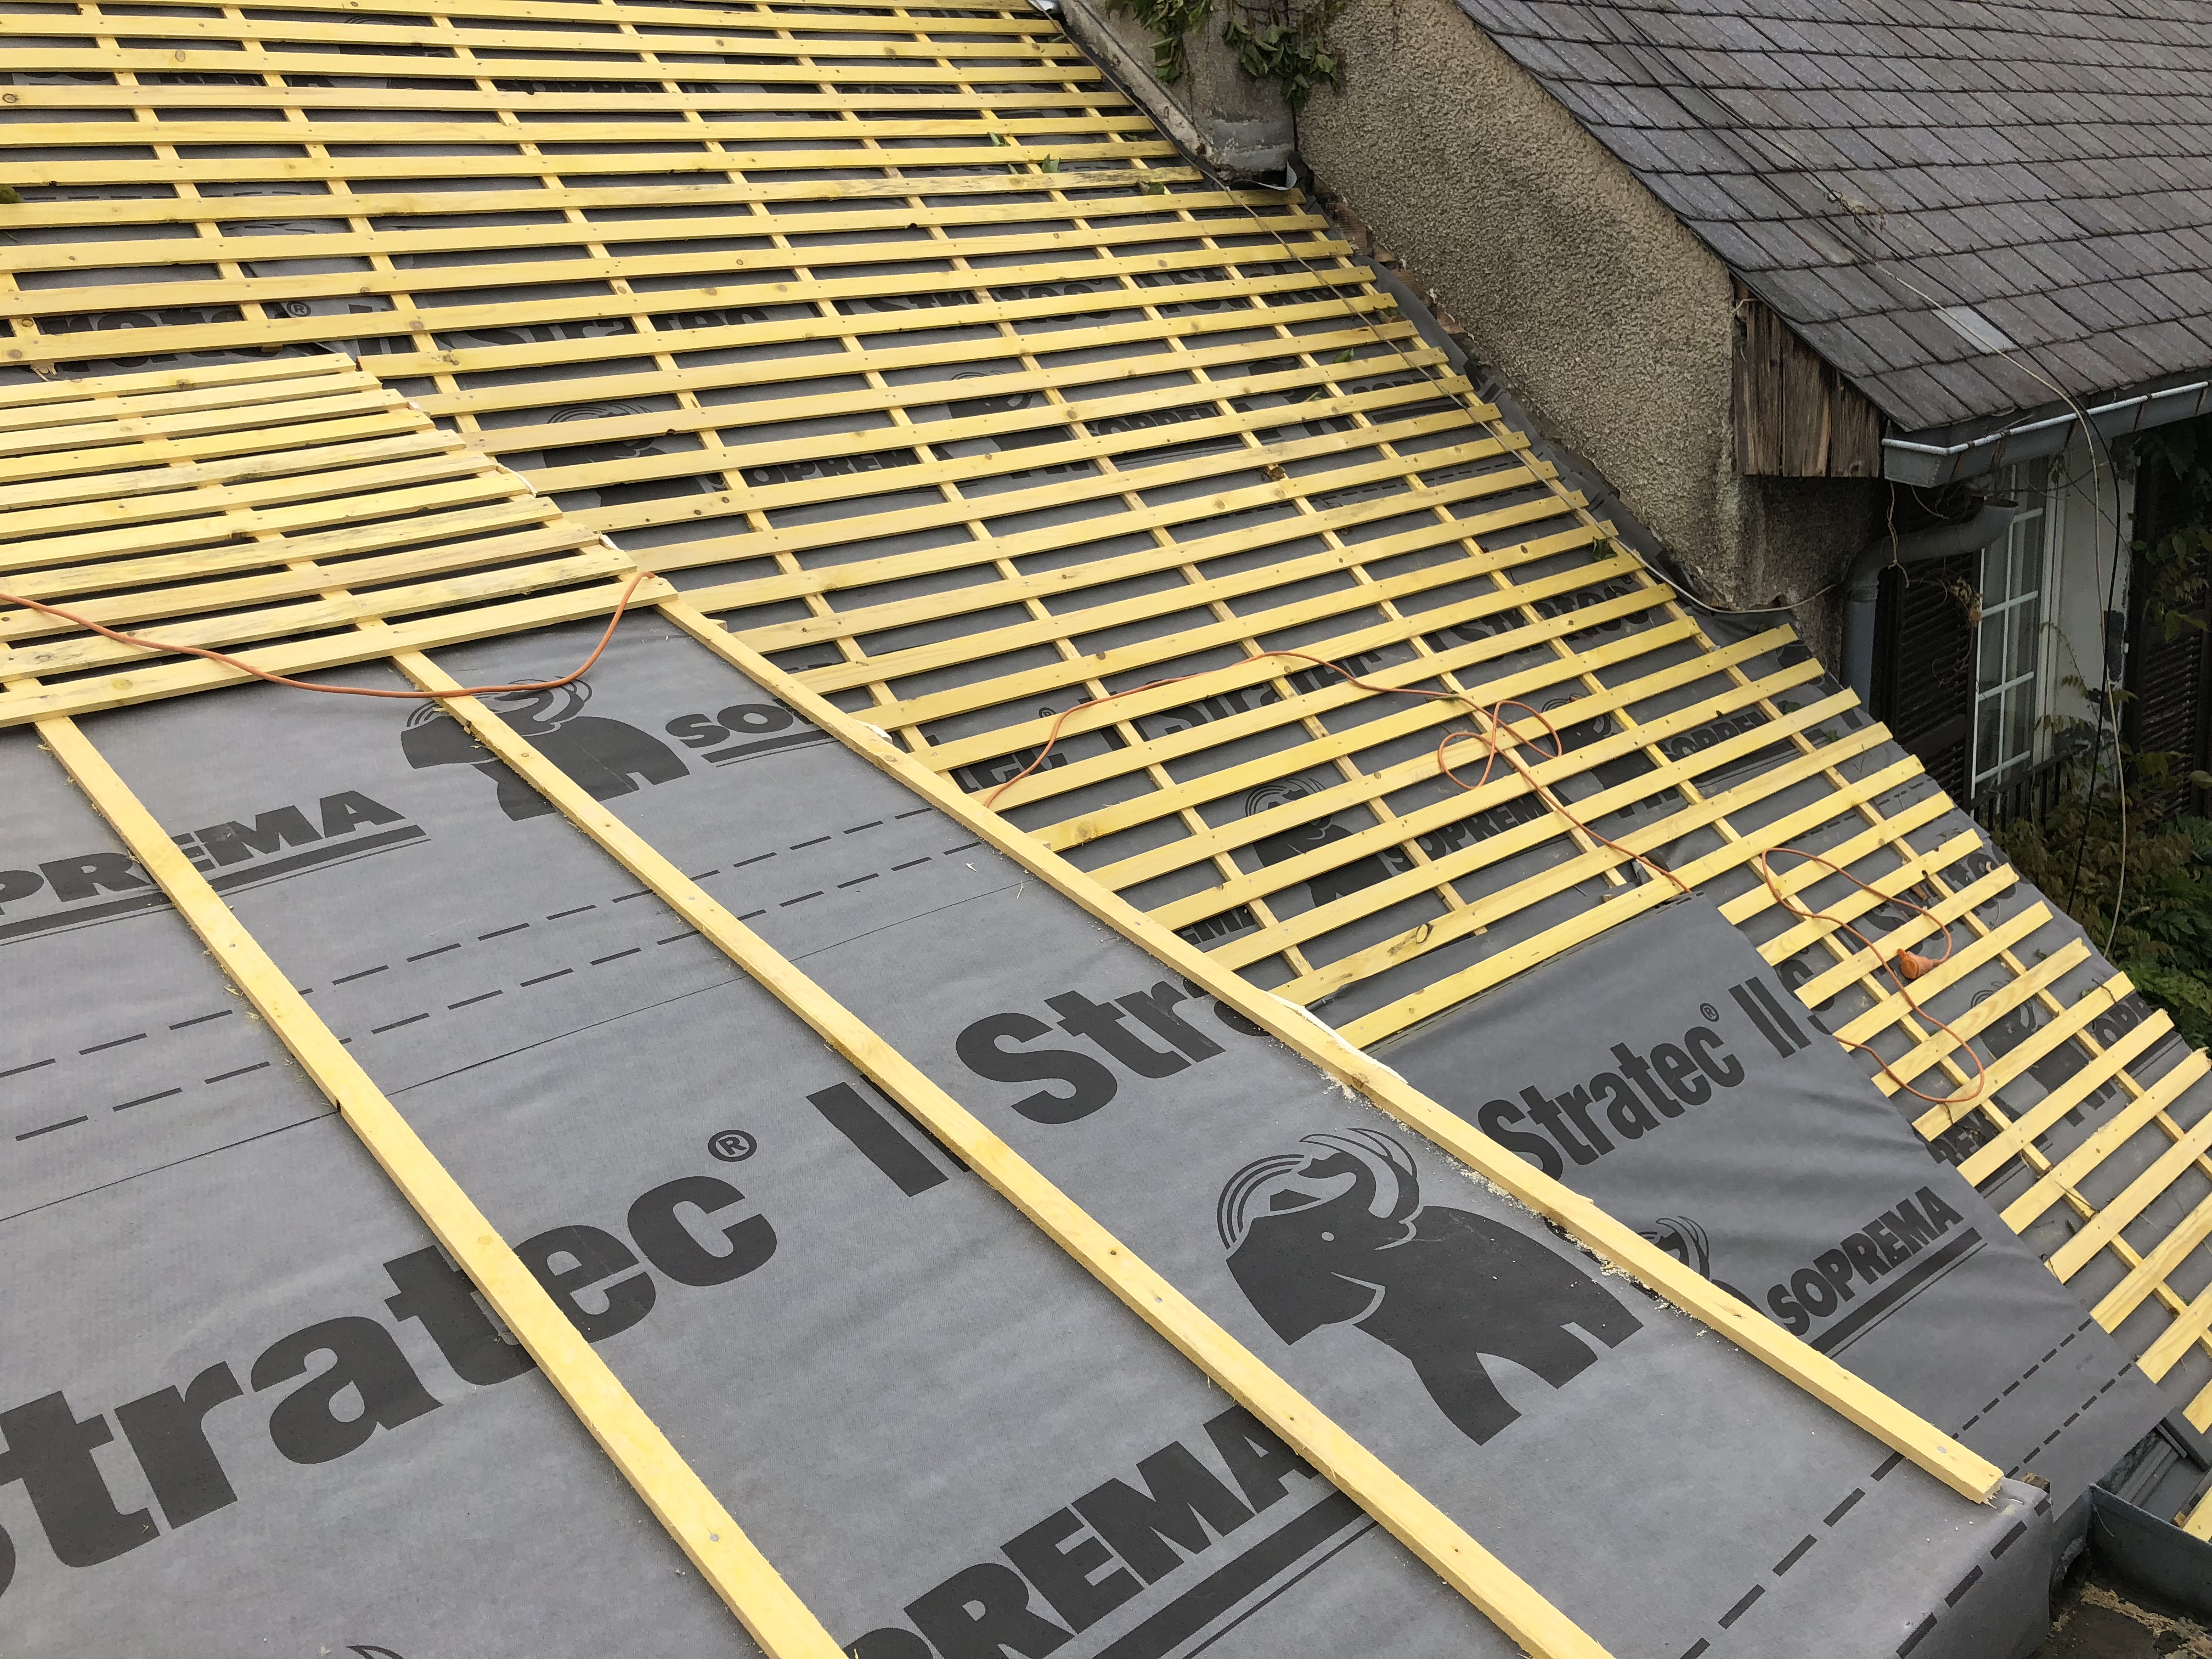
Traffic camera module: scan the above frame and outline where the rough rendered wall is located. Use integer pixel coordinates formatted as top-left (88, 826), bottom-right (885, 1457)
top-left (1738, 472), bottom-right (1884, 667)
top-left (1296, 0), bottom-right (1879, 651)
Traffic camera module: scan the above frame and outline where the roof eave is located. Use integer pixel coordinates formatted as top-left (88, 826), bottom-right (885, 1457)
top-left (1879, 369), bottom-right (2212, 488)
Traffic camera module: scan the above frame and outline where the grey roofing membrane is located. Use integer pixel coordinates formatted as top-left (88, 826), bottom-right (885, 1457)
top-left (1375, 896), bottom-right (2165, 1513)
top-left (2, 620), bottom-right (2057, 1658)
top-left (1452, 0), bottom-right (2212, 432)
top-left (2, 24), bottom-right (2208, 1636)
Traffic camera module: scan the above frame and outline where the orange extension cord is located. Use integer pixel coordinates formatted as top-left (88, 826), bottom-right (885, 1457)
top-left (3, 597), bottom-right (1983, 1108)
top-left (0, 569), bottom-right (655, 702)
top-left (984, 652), bottom-right (1984, 1108)
top-left (1753, 849), bottom-right (1988, 1108)
top-left (981, 650), bottom-right (1691, 894)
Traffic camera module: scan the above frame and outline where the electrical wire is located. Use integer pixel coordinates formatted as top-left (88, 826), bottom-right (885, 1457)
top-left (1752, 848), bottom-right (1987, 1109)
top-left (981, 649), bottom-right (1692, 894)
top-left (1430, 701), bottom-right (1692, 896)
top-left (0, 570), bottom-right (655, 702)
top-left (1630, 74), bottom-right (2139, 955)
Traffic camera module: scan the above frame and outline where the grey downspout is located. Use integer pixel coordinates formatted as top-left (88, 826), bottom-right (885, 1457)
top-left (1841, 501), bottom-right (2018, 704)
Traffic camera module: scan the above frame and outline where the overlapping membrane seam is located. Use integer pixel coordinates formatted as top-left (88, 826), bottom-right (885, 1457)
top-left (0, 0), bottom-right (2207, 1496)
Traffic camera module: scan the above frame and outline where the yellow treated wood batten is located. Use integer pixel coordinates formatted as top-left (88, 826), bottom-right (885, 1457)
top-left (35, 717), bottom-right (848, 1659)
top-left (661, 596), bottom-right (2008, 1506)
top-left (391, 644), bottom-right (1620, 1659)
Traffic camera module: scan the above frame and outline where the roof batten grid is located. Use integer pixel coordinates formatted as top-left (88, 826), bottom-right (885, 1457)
top-left (0, 340), bottom-right (1641, 1659)
top-left (678, 184), bottom-right (2212, 1432)
top-left (0, 365), bottom-right (842, 1654)
top-left (0, 358), bottom-right (641, 716)
top-left (0, 0), bottom-right (2208, 1447)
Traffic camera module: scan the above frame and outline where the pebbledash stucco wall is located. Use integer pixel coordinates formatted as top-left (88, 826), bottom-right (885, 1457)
top-left (1294, 0), bottom-right (1882, 659)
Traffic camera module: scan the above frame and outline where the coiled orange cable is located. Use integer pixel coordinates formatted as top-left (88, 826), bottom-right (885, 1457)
top-left (981, 652), bottom-right (1689, 893)
top-left (1753, 848), bottom-right (1988, 1108)
top-left (0, 569), bottom-right (654, 702)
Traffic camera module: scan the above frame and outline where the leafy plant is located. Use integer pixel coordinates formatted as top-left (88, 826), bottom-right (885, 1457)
top-left (1109, 0), bottom-right (1346, 108)
top-left (1108, 0), bottom-right (1215, 82)
top-left (1222, 1), bottom-right (1344, 109)
top-left (1991, 415), bottom-right (2212, 1048)
top-left (1995, 791), bottom-right (2212, 1050)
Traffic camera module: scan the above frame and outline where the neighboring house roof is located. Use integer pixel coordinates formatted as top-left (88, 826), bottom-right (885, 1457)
top-left (1455, 0), bottom-right (2212, 439)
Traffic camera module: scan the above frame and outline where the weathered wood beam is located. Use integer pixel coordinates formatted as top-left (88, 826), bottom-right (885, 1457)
top-left (1731, 281), bottom-right (1884, 478)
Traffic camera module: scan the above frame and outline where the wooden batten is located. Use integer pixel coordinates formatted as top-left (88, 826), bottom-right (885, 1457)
top-left (1731, 282), bottom-right (1884, 478)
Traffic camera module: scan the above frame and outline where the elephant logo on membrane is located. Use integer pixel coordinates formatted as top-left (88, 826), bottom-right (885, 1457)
top-left (1218, 1128), bottom-right (1641, 1444)
top-left (402, 682), bottom-right (687, 821)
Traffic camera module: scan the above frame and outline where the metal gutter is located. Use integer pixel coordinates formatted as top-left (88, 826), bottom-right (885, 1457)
top-left (1883, 374), bottom-right (2212, 486)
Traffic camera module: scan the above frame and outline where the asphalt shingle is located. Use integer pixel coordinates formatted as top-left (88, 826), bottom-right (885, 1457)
top-left (1451, 0), bottom-right (2212, 430)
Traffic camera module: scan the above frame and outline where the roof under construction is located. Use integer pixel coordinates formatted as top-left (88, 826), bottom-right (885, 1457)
top-left (1, 5), bottom-right (2209, 1656)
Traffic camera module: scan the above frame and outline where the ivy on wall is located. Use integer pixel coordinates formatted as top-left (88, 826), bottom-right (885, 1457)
top-left (1108, 0), bottom-right (1345, 110)
top-left (1108, 0), bottom-right (1215, 83)
top-left (1223, 0), bottom-right (1345, 109)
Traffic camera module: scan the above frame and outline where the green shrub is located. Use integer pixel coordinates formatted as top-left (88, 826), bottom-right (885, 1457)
top-left (1995, 795), bottom-right (2212, 1051)
top-left (1988, 417), bottom-right (2212, 1050)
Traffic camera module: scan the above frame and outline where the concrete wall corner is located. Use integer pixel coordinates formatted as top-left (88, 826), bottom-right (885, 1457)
top-left (1054, 0), bottom-right (1295, 178)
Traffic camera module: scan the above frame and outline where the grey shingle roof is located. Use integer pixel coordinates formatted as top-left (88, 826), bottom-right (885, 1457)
top-left (1453, 0), bottom-right (2212, 432)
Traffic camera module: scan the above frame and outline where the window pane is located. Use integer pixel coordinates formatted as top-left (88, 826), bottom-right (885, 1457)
top-left (1967, 458), bottom-right (2050, 790)
top-left (1982, 538), bottom-right (2013, 606)
top-left (2004, 682), bottom-right (2034, 766)
top-left (2007, 460), bottom-right (2047, 595)
top-left (2012, 519), bottom-right (2043, 595)
top-left (1979, 607), bottom-right (2006, 689)
top-left (2008, 601), bottom-right (2039, 685)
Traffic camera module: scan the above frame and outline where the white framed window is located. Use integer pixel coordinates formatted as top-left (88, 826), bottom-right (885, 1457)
top-left (1970, 459), bottom-right (2053, 792)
